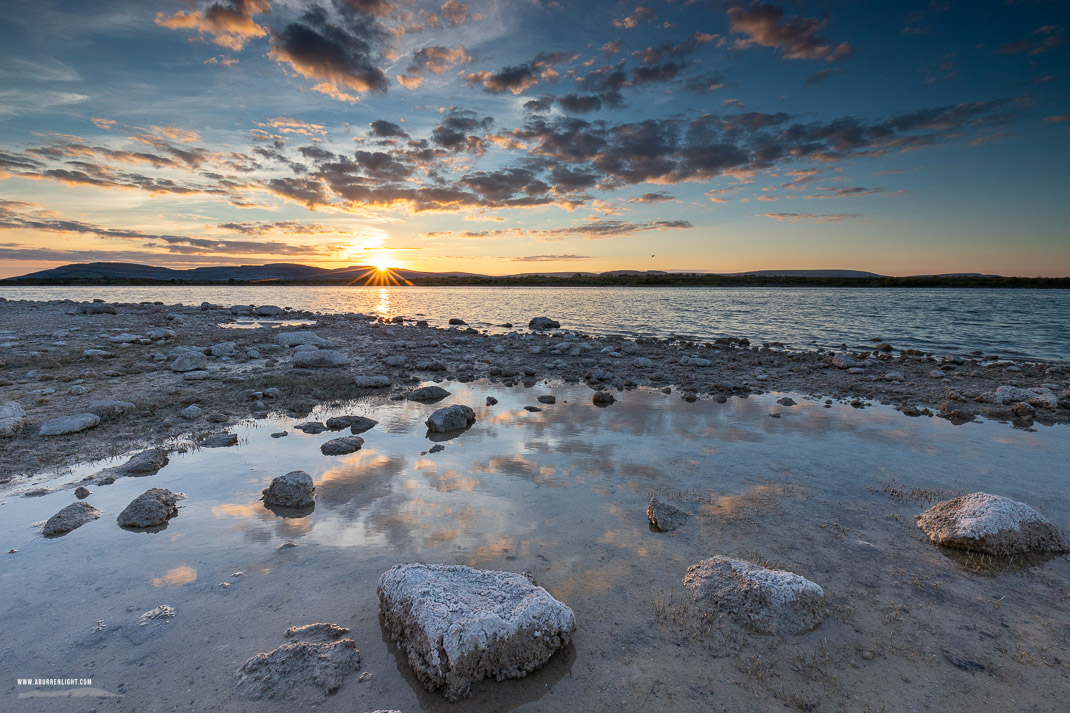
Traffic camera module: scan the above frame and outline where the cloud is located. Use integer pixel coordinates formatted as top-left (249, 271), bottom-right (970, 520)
top-left (511, 254), bottom-right (593, 261)
top-left (407, 45), bottom-right (472, 75)
top-left (269, 5), bottom-right (389, 101)
top-left (368, 119), bottom-right (409, 138)
top-left (440, 1), bottom-right (483, 26)
top-left (999, 25), bottom-right (1066, 56)
top-left (631, 62), bottom-right (683, 84)
top-left (761, 212), bottom-right (866, 223)
top-left (632, 32), bottom-right (717, 63)
top-left (532, 218), bottom-right (693, 240)
top-left (684, 71), bottom-right (730, 92)
top-left (728, 3), bottom-right (853, 62)
top-left (155, 0), bottom-right (270, 51)
top-left (613, 6), bottom-right (656, 30)
top-left (1044, 114), bottom-right (1070, 123)
top-left (629, 191), bottom-right (675, 203)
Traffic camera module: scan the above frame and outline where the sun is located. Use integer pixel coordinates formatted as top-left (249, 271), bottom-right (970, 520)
top-left (367, 255), bottom-right (399, 272)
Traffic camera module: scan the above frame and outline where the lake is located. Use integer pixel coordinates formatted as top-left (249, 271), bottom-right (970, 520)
top-left (2, 286), bottom-right (1068, 362)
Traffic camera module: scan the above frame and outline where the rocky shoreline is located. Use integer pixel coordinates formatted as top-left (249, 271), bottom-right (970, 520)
top-left (1, 297), bottom-right (1068, 485)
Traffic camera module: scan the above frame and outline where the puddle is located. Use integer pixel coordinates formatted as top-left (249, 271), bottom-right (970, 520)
top-left (1, 382), bottom-right (1068, 711)
top-left (219, 319), bottom-right (317, 329)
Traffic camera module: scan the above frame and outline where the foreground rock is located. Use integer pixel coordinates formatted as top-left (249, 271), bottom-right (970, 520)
top-left (236, 639), bottom-right (361, 701)
top-left (916, 492), bottom-right (1068, 555)
top-left (425, 405), bottom-right (476, 433)
top-left (592, 391), bottom-right (615, 406)
top-left (43, 501), bottom-right (102, 536)
top-left (353, 374), bottom-right (391, 388)
top-left (378, 563), bottom-right (576, 702)
top-left (647, 497), bottom-right (691, 532)
top-left (201, 432), bottom-right (238, 448)
top-left (39, 413), bottom-right (100, 436)
top-left (262, 471), bottom-right (316, 508)
top-left (82, 448), bottom-right (169, 486)
top-left (683, 556), bottom-right (827, 635)
top-left (118, 488), bottom-right (179, 528)
top-left (87, 399), bottom-right (134, 420)
top-left (0, 401), bottom-right (26, 437)
top-left (320, 436), bottom-right (364, 455)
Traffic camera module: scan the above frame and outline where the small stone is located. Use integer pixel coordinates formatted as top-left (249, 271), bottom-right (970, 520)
top-left (39, 413), bottom-right (100, 436)
top-left (406, 385), bottom-right (451, 402)
top-left (296, 421), bottom-right (326, 434)
top-left (776, 397), bottom-right (797, 407)
top-left (172, 352), bottom-right (207, 372)
top-left (321, 436), bottom-right (365, 456)
top-left (683, 556), bottom-right (827, 635)
top-left (87, 399), bottom-right (134, 420)
top-left (528, 317), bottom-right (560, 330)
top-left (201, 432), bottom-right (238, 448)
top-left (646, 497), bottom-right (691, 532)
top-left (271, 431), bottom-right (289, 438)
top-left (524, 406), bottom-right (542, 412)
top-left (118, 488), bottom-right (179, 528)
top-left (180, 404), bottom-right (202, 420)
top-left (486, 396), bottom-right (498, 406)
top-left (353, 374), bottom-right (391, 388)
top-left (285, 623), bottom-right (350, 641)
top-left (293, 349), bottom-right (347, 368)
top-left (138, 604), bottom-right (175, 625)
top-left (263, 471), bottom-right (316, 508)
top-left (0, 401), bottom-right (26, 438)
top-left (536, 395), bottom-right (556, 404)
top-left (592, 391), bottom-right (615, 406)
top-left (43, 501), bottom-right (102, 536)
top-left (425, 405), bottom-right (476, 433)
top-left (74, 486), bottom-right (91, 498)
top-left (236, 639), bottom-right (361, 701)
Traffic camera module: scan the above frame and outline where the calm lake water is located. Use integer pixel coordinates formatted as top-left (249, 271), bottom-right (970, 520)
top-left (2, 286), bottom-right (1068, 362)
top-left (3, 382), bottom-right (1068, 711)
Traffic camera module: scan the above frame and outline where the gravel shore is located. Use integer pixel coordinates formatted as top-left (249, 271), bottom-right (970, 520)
top-left (1, 297), bottom-right (1067, 484)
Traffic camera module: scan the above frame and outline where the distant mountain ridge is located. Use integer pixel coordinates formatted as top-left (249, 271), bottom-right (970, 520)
top-left (2, 262), bottom-right (1020, 283)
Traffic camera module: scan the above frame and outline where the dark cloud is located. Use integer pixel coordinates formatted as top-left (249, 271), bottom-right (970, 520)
top-left (629, 192), bottom-right (675, 203)
top-left (557, 94), bottom-right (605, 114)
top-left (762, 212), bottom-right (867, 223)
top-left (431, 109), bottom-right (493, 154)
top-left (633, 32), bottom-right (717, 63)
top-left (728, 3), bottom-right (853, 62)
top-left (999, 25), bottom-right (1066, 56)
top-left (369, 119), bottom-right (409, 138)
top-left (631, 62), bottom-right (683, 84)
top-left (465, 63), bottom-right (539, 94)
top-left (269, 5), bottom-right (389, 101)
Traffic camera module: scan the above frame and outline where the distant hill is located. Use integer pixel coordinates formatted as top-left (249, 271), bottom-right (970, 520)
top-left (8, 262), bottom-right (482, 282)
top-left (6, 262), bottom-right (1061, 288)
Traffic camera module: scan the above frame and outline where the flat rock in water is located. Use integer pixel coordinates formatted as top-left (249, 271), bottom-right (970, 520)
top-left (647, 497), bottom-right (690, 532)
top-left (87, 399), bottom-right (134, 420)
top-left (201, 432), bottom-right (238, 448)
top-left (43, 501), bottom-right (102, 536)
top-left (536, 395), bottom-right (556, 404)
top-left (916, 492), bottom-right (1068, 555)
top-left (321, 436), bottom-right (364, 455)
top-left (296, 421), bottom-right (326, 434)
top-left (123, 448), bottom-right (170, 474)
top-left (236, 640), bottom-right (360, 701)
top-left (378, 563), bottom-right (576, 702)
top-left (406, 385), bottom-right (450, 402)
top-left (528, 317), bottom-right (560, 330)
top-left (353, 374), bottom-right (391, 388)
top-left (425, 405), bottom-right (476, 433)
top-left (325, 415), bottom-right (378, 432)
top-left (285, 623), bottom-right (350, 642)
top-left (776, 397), bottom-right (797, 406)
top-left (39, 413), bottom-right (100, 436)
top-left (592, 391), bottom-right (615, 406)
top-left (262, 471), bottom-right (316, 508)
top-left (683, 556), bottom-right (827, 635)
top-left (118, 488), bottom-right (179, 528)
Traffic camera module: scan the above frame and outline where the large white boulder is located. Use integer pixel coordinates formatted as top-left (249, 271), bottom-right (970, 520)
top-left (917, 492), bottom-right (1067, 555)
top-left (378, 563), bottom-right (576, 701)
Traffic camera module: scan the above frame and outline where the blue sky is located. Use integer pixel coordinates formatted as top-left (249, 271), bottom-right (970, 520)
top-left (0, 0), bottom-right (1068, 277)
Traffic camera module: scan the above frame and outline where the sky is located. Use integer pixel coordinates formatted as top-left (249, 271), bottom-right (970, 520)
top-left (0, 0), bottom-right (1068, 278)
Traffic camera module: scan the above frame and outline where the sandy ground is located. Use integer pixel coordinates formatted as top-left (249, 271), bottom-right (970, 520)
top-left (1, 297), bottom-right (1068, 487)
